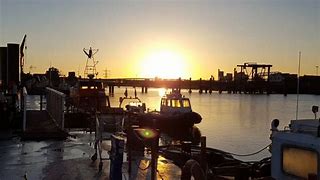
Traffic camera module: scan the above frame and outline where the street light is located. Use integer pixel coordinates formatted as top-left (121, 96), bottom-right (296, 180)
top-left (316, 66), bottom-right (319, 76)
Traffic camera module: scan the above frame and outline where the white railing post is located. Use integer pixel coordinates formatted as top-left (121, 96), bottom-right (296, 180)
top-left (46, 87), bottom-right (65, 130)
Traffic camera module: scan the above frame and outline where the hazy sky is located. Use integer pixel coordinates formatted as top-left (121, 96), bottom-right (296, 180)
top-left (0, 0), bottom-right (319, 79)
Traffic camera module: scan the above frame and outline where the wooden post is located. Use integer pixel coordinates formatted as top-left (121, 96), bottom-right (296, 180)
top-left (189, 77), bottom-right (192, 93)
top-left (199, 78), bottom-right (203, 94)
top-left (267, 66), bottom-right (271, 95)
top-left (151, 130), bottom-right (159, 180)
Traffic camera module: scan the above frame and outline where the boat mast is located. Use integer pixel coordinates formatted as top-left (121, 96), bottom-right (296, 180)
top-left (296, 51), bottom-right (301, 120)
top-left (83, 47), bottom-right (99, 79)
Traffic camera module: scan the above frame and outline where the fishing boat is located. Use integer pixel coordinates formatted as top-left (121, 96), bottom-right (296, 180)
top-left (69, 78), bottom-right (110, 113)
top-left (270, 106), bottom-right (320, 179)
top-left (160, 89), bottom-right (193, 114)
top-left (137, 89), bottom-right (202, 142)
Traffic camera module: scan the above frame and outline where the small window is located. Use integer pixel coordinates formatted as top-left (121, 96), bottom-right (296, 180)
top-left (166, 99), bottom-right (171, 107)
top-left (161, 99), bottom-right (166, 106)
top-left (182, 100), bottom-right (190, 107)
top-left (282, 146), bottom-right (318, 179)
top-left (171, 99), bottom-right (181, 107)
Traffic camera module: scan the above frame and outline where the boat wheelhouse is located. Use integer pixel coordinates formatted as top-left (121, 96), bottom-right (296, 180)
top-left (160, 89), bottom-right (191, 114)
top-left (270, 107), bottom-right (320, 179)
top-left (69, 79), bottom-right (109, 112)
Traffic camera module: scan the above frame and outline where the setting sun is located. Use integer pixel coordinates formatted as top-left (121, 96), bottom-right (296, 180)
top-left (140, 50), bottom-right (188, 79)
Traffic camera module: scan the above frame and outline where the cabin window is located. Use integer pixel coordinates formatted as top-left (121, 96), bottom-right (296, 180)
top-left (166, 99), bottom-right (171, 107)
top-left (171, 99), bottom-right (181, 107)
top-left (282, 146), bottom-right (318, 179)
top-left (161, 99), bottom-right (166, 106)
top-left (182, 100), bottom-right (190, 107)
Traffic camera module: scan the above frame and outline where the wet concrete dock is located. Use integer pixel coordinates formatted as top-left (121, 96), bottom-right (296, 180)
top-left (0, 132), bottom-right (181, 179)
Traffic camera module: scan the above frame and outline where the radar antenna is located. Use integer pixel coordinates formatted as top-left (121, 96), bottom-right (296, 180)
top-left (83, 47), bottom-right (99, 79)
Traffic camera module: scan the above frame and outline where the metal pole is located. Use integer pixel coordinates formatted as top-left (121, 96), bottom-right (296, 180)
top-left (40, 94), bottom-right (43, 111)
top-left (296, 51), bottom-right (301, 120)
top-left (61, 94), bottom-right (65, 130)
top-left (200, 136), bottom-right (207, 174)
top-left (22, 87), bottom-right (27, 132)
top-left (151, 130), bottom-right (159, 180)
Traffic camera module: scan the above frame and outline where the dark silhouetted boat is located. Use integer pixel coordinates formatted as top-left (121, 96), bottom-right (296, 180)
top-left (137, 89), bottom-right (202, 134)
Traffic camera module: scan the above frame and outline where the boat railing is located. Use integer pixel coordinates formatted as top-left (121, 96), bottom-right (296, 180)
top-left (46, 87), bottom-right (66, 130)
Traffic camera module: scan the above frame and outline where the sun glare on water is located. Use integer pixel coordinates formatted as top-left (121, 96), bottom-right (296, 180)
top-left (158, 88), bottom-right (166, 97)
top-left (140, 50), bottom-right (187, 79)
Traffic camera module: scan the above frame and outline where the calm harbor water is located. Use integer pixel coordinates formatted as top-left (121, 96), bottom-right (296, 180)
top-left (109, 87), bottom-right (320, 161)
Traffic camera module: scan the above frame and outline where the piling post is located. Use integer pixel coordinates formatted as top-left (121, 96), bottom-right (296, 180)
top-left (283, 78), bottom-right (287, 96)
top-left (267, 66), bottom-right (271, 95)
top-left (199, 78), bottom-right (203, 94)
top-left (240, 66), bottom-right (243, 94)
top-left (142, 79), bottom-right (149, 93)
top-left (151, 130), bottom-right (160, 180)
top-left (200, 136), bottom-right (207, 177)
top-left (188, 78), bottom-right (192, 93)
top-left (178, 77), bottom-right (182, 92)
top-left (209, 77), bottom-right (213, 94)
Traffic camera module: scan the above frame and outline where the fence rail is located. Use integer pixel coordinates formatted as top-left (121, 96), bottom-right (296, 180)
top-left (46, 87), bottom-right (66, 130)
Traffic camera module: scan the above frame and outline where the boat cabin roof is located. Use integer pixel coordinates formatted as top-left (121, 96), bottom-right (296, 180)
top-left (78, 79), bottom-right (103, 90)
top-left (160, 91), bottom-right (192, 113)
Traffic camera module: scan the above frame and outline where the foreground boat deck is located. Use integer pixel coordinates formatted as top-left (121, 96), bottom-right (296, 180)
top-left (0, 131), bottom-right (181, 180)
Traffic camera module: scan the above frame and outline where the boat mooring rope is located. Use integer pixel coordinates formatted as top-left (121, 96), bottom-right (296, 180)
top-left (228, 143), bottom-right (271, 157)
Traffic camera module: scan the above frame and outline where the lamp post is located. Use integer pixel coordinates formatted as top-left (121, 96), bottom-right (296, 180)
top-left (316, 66), bottom-right (319, 76)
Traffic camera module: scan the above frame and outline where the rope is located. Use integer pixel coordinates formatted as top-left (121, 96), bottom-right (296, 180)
top-left (228, 143), bottom-right (271, 157)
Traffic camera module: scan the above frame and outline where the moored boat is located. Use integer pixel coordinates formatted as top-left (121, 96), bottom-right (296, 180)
top-left (270, 106), bottom-right (320, 179)
top-left (69, 78), bottom-right (110, 112)
top-left (138, 89), bottom-right (201, 128)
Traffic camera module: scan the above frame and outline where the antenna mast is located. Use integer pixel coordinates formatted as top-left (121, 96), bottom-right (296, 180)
top-left (83, 47), bottom-right (99, 79)
top-left (296, 51), bottom-right (301, 120)
top-left (20, 34), bottom-right (27, 79)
